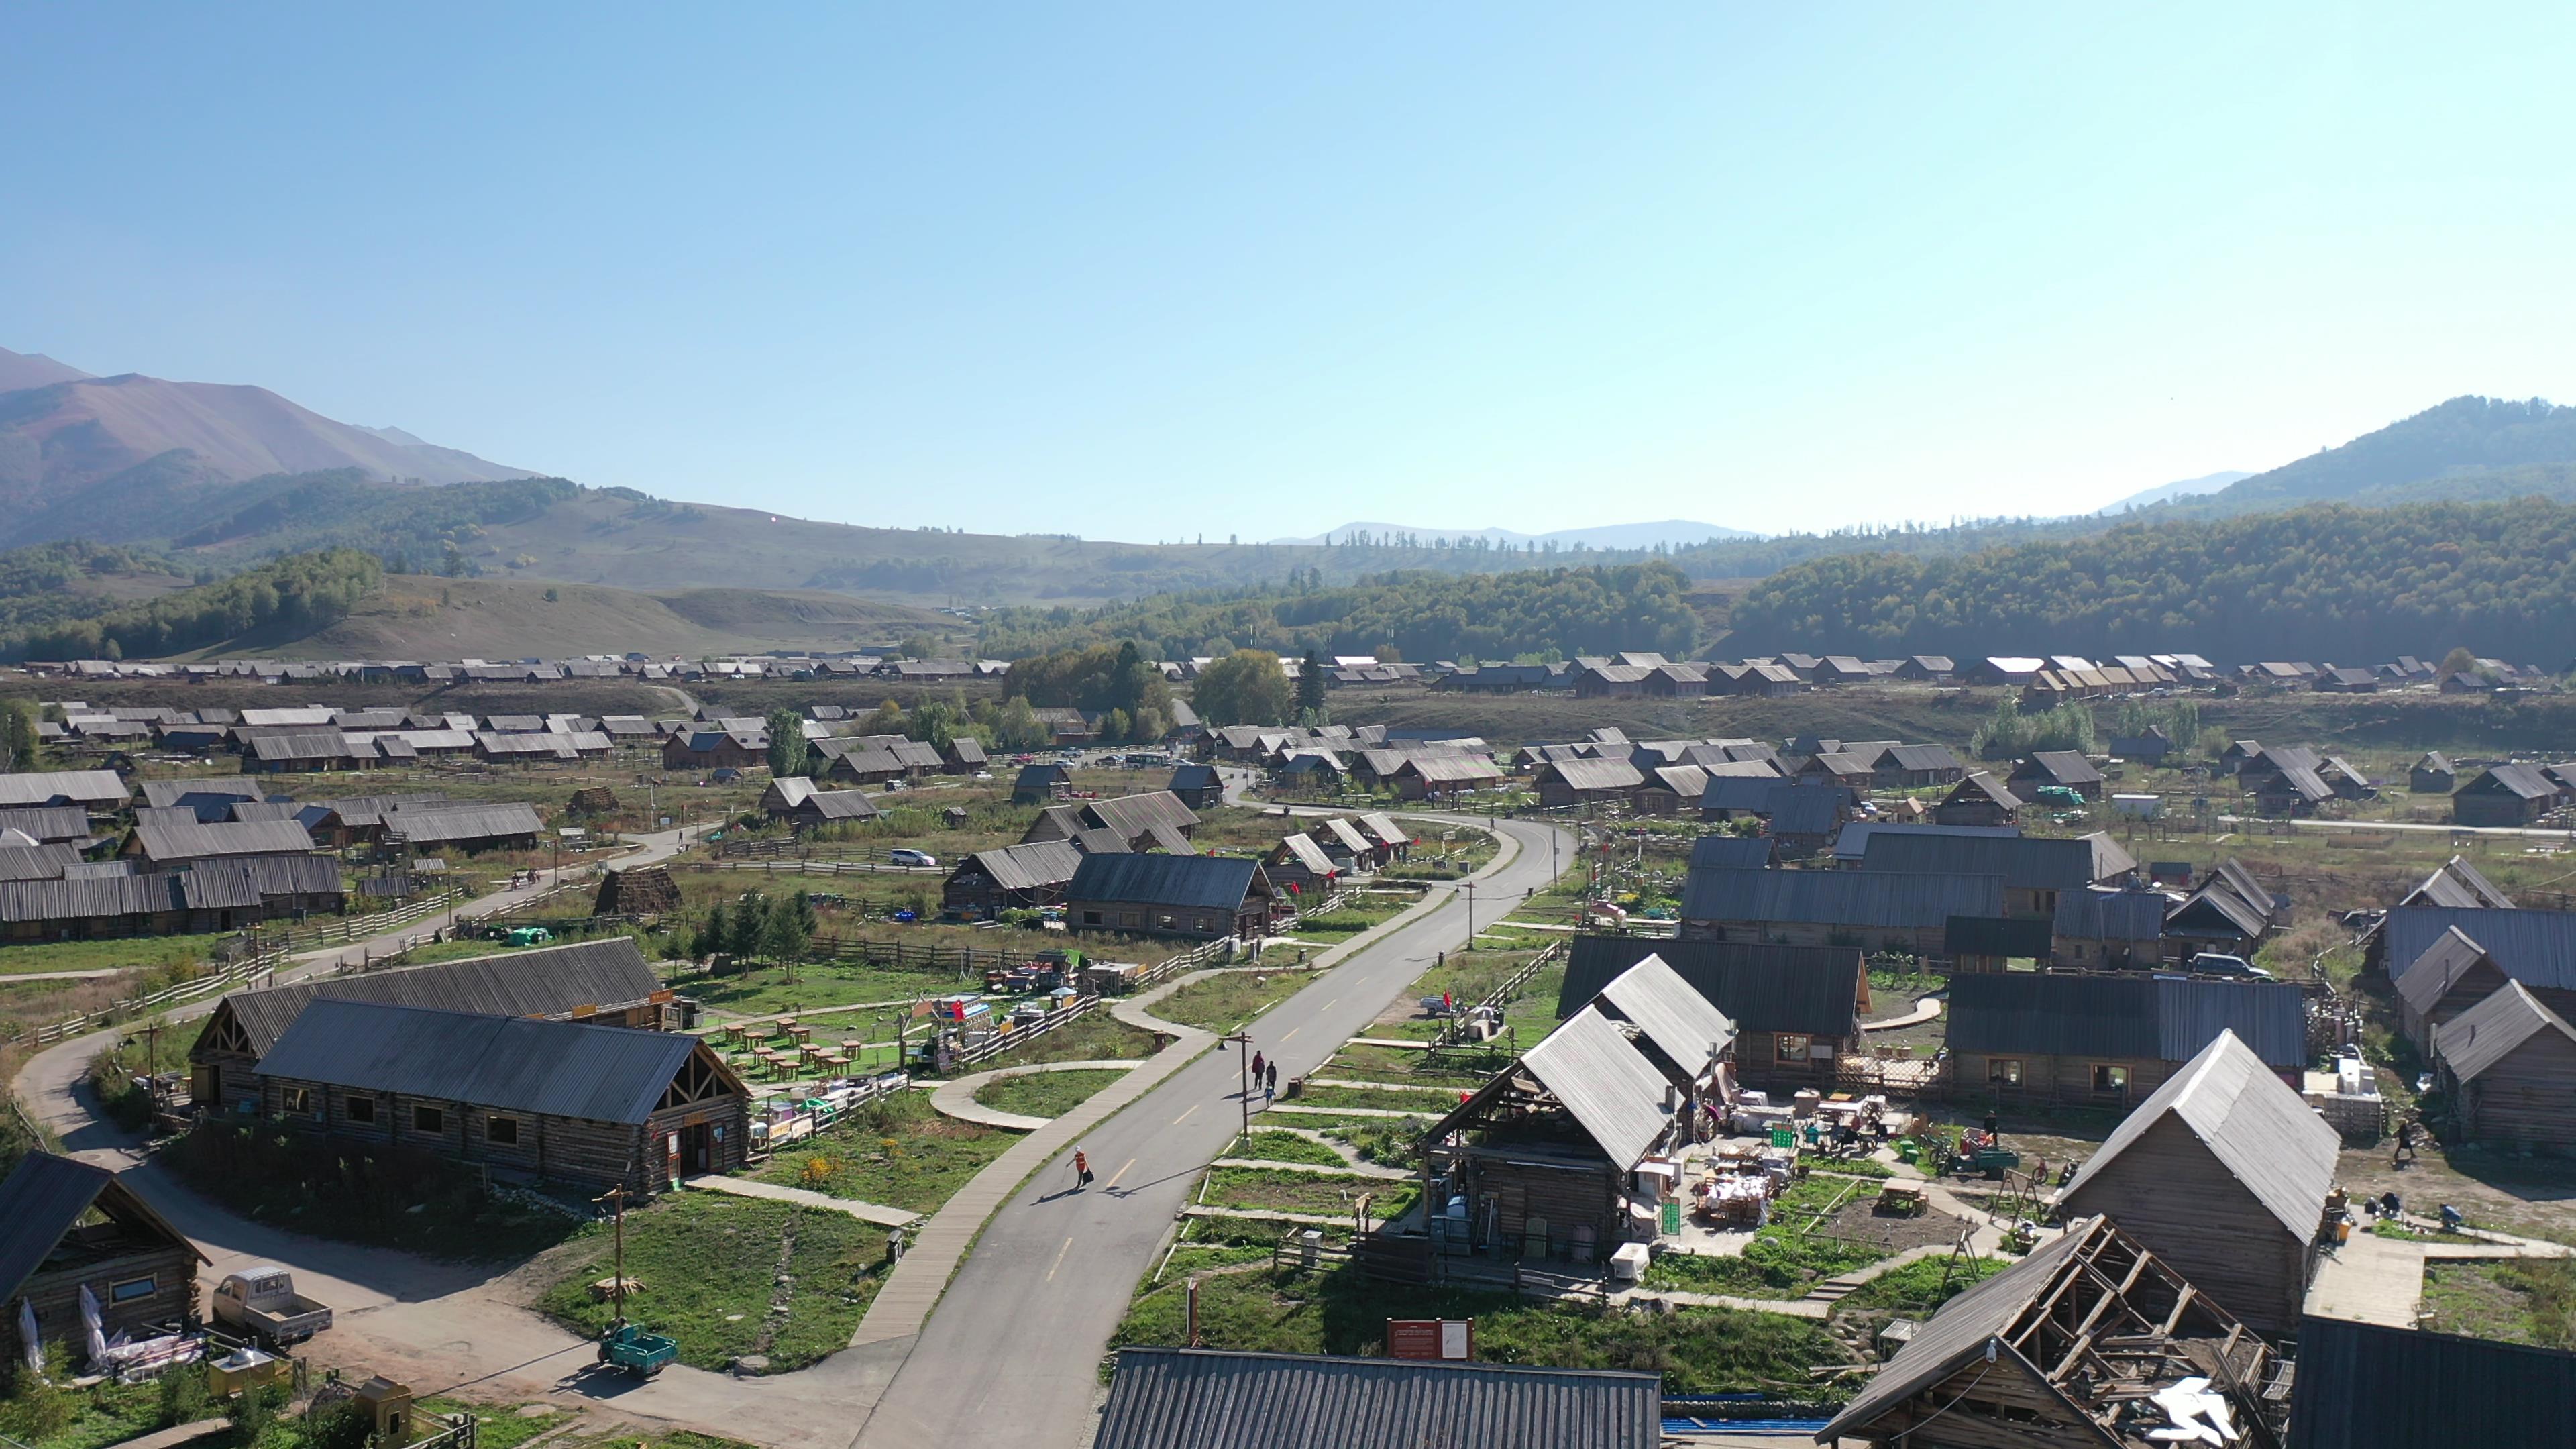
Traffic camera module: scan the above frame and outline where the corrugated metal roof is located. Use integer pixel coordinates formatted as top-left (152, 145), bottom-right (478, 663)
top-left (1539, 758), bottom-right (1645, 792)
top-left (0, 844), bottom-right (79, 882)
top-left (2395, 926), bottom-right (2496, 1018)
top-left (259, 999), bottom-right (712, 1124)
top-left (2468, 763), bottom-right (2561, 801)
top-left (1591, 955), bottom-right (1735, 1080)
top-left (1560, 936), bottom-right (1863, 1036)
top-left (1068, 853), bottom-right (1263, 910)
top-left (0, 871), bottom-right (183, 923)
top-left (2382, 906), bottom-right (2576, 993)
top-left (140, 778), bottom-right (260, 809)
top-left (1862, 831), bottom-right (2134, 889)
top-left (1521, 1006), bottom-right (1677, 1167)
top-left (1095, 1346), bottom-right (1659, 1449)
top-left (0, 770), bottom-right (129, 808)
top-left (217, 936), bottom-right (664, 1057)
top-left (2434, 979), bottom-right (2576, 1083)
top-left (1274, 833), bottom-right (1336, 877)
top-left (2014, 749), bottom-right (2104, 786)
top-left (1943, 914), bottom-right (2054, 957)
top-left (130, 818), bottom-right (315, 862)
top-left (0, 806), bottom-right (93, 842)
top-left (960, 840), bottom-right (1086, 894)
top-left (2052, 887), bottom-right (2169, 943)
top-left (2397, 855), bottom-right (2516, 911)
top-left (1687, 835), bottom-right (1774, 871)
top-left (2061, 1030), bottom-right (2338, 1240)
top-left (1833, 820), bottom-right (2020, 863)
top-left (1682, 865), bottom-right (2002, 929)
top-left (1819, 1217), bottom-right (2104, 1441)
top-left (1083, 790), bottom-right (1201, 841)
top-left (1357, 812), bottom-right (1409, 847)
top-left (2287, 1314), bottom-right (2576, 1449)
top-left (385, 802), bottom-right (544, 843)
top-left (1946, 973), bottom-right (2308, 1066)
top-left (1877, 743), bottom-right (1963, 772)
top-left (0, 1152), bottom-right (207, 1303)
top-left (1318, 817), bottom-right (1373, 856)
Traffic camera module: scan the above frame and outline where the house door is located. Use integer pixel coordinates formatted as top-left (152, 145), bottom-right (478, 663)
top-left (682, 1121), bottom-right (714, 1175)
top-left (191, 1065), bottom-right (218, 1107)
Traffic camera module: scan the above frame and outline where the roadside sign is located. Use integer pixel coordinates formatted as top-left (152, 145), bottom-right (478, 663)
top-left (1386, 1318), bottom-right (1472, 1361)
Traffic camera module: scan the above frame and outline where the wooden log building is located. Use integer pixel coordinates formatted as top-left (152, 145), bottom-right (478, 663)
top-left (1558, 935), bottom-right (1866, 1089)
top-left (190, 937), bottom-right (672, 1113)
top-left (2056, 1030), bottom-right (2340, 1333)
top-left (0, 1153), bottom-right (209, 1366)
top-left (254, 999), bottom-right (749, 1193)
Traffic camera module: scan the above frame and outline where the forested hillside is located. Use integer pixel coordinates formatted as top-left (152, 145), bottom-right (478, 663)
top-left (1727, 499), bottom-right (2576, 663)
top-left (978, 561), bottom-right (1701, 663)
top-left (2174, 396), bottom-right (2576, 515)
top-left (10, 549), bottom-right (384, 661)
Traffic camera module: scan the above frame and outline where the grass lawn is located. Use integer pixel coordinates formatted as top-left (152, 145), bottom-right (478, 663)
top-left (537, 1192), bottom-right (884, 1373)
top-left (751, 1088), bottom-right (1017, 1215)
top-left (1253, 1110), bottom-right (1412, 1132)
top-left (1293, 1083), bottom-right (1458, 1114)
top-left (989, 1010), bottom-right (1165, 1066)
top-left (2420, 1259), bottom-right (2575, 1348)
top-left (583, 1434), bottom-right (763, 1449)
top-left (8, 1377), bottom-right (162, 1449)
top-left (972, 1067), bottom-right (1130, 1120)
top-left (1153, 968), bottom-right (1324, 1033)
top-left (417, 1399), bottom-right (581, 1449)
top-left (0, 935), bottom-right (221, 978)
top-left (1324, 1120), bottom-right (1424, 1171)
top-left (1834, 1256), bottom-right (2011, 1317)
top-left (1203, 1165), bottom-right (1413, 1220)
top-left (683, 959), bottom-right (975, 1020)
top-left (1112, 1261), bottom-right (1849, 1397)
top-left (1235, 1131), bottom-right (1348, 1167)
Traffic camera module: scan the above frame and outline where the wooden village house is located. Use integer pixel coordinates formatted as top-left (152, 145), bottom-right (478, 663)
top-left (253, 1000), bottom-right (749, 1193)
top-left (2056, 1030), bottom-right (2340, 1332)
top-left (1065, 853), bottom-right (1278, 939)
top-left (0, 1153), bottom-right (208, 1366)
top-left (2430, 980), bottom-right (2576, 1155)
top-left (941, 840), bottom-right (1086, 918)
top-left (1558, 937), bottom-right (1865, 1089)
top-left (189, 938), bottom-right (671, 1113)
top-left (1944, 971), bottom-right (2307, 1107)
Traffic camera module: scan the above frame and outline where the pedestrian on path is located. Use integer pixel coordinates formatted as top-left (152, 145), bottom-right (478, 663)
top-left (1251, 1050), bottom-right (1265, 1082)
top-left (1265, 1061), bottom-right (1278, 1099)
top-left (1073, 1149), bottom-right (1094, 1191)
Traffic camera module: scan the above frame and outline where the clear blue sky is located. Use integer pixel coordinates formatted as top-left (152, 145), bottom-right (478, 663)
top-left (7, 5), bottom-right (2573, 541)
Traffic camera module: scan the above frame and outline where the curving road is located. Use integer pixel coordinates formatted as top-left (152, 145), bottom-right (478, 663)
top-left (848, 810), bottom-right (1571, 1449)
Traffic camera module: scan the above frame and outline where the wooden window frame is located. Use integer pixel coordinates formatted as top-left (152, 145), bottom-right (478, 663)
top-left (280, 1085), bottom-right (316, 1117)
top-left (2091, 1063), bottom-right (2131, 1094)
top-left (1988, 1058), bottom-right (2023, 1086)
top-left (344, 1095), bottom-right (376, 1124)
top-left (486, 1115), bottom-right (521, 1145)
top-left (1774, 1033), bottom-right (1811, 1063)
top-left (411, 1104), bottom-right (447, 1134)
top-left (109, 1275), bottom-right (156, 1304)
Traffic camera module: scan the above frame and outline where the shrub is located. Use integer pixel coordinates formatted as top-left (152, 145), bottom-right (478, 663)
top-left (158, 1364), bottom-right (211, 1427)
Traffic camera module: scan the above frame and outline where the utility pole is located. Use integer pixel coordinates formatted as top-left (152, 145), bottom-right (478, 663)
top-left (1463, 879), bottom-right (1474, 950)
top-left (1221, 1030), bottom-right (1254, 1148)
top-left (596, 1184), bottom-right (630, 1328)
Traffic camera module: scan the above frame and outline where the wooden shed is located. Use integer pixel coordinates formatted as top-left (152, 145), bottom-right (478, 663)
top-left (2056, 1030), bottom-right (2339, 1332)
top-left (2006, 749), bottom-right (2104, 801)
top-left (2432, 980), bottom-right (2576, 1155)
top-left (1931, 770), bottom-right (2021, 826)
top-left (254, 1000), bottom-right (749, 1193)
top-left (0, 1153), bottom-right (209, 1366)
top-left (1066, 853), bottom-right (1277, 939)
top-left (2454, 764), bottom-right (2561, 827)
top-left (2408, 751), bottom-right (2457, 795)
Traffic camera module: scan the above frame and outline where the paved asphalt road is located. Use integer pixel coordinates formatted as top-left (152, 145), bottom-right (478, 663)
top-left (851, 812), bottom-right (1572, 1449)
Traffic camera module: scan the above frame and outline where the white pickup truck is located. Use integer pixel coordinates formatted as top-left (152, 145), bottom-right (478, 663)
top-left (209, 1267), bottom-right (333, 1346)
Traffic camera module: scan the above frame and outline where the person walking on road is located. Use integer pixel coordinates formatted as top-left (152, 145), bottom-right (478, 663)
top-left (1265, 1061), bottom-right (1278, 1100)
top-left (1251, 1049), bottom-right (1265, 1083)
top-left (1073, 1149), bottom-right (1093, 1191)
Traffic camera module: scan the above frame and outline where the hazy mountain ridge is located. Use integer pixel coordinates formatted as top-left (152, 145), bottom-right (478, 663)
top-left (1271, 518), bottom-right (1755, 548)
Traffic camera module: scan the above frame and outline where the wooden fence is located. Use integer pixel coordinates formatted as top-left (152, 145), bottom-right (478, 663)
top-left (23, 950), bottom-right (287, 1046)
top-left (949, 991), bottom-right (1104, 1069)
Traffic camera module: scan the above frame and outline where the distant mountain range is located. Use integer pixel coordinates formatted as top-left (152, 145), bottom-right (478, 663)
top-left (1269, 519), bottom-right (1758, 548)
top-left (0, 345), bottom-right (533, 542)
top-left (2094, 470), bottom-right (2254, 515)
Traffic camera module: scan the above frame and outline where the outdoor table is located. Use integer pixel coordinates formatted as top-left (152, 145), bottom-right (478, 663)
top-left (788, 1025), bottom-right (814, 1044)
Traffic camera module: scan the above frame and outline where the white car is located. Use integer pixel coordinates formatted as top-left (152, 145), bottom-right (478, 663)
top-left (890, 848), bottom-right (938, 868)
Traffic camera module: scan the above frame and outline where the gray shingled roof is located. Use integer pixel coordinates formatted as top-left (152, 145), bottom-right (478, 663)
top-left (2061, 1030), bottom-right (2339, 1240)
top-left (1095, 1347), bottom-right (1659, 1449)
top-left (384, 802), bottom-right (545, 844)
top-left (0, 770), bottom-right (130, 808)
top-left (1083, 790), bottom-right (1201, 841)
top-left (1589, 955), bottom-right (1736, 1081)
top-left (259, 1000), bottom-right (714, 1124)
top-left (957, 840), bottom-right (1086, 894)
top-left (2051, 887), bottom-right (2169, 943)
